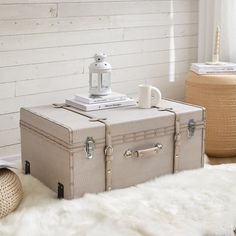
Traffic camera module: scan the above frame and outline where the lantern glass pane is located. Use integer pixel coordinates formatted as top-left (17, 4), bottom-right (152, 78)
top-left (91, 73), bottom-right (98, 88)
top-left (101, 73), bottom-right (110, 88)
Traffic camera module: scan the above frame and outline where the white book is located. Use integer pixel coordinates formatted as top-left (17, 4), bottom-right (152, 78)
top-left (191, 66), bottom-right (236, 75)
top-left (191, 63), bottom-right (236, 73)
top-left (75, 92), bottom-right (127, 104)
top-left (66, 98), bottom-right (137, 111)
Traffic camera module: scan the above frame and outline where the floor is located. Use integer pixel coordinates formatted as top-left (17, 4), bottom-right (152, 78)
top-left (206, 156), bottom-right (236, 165)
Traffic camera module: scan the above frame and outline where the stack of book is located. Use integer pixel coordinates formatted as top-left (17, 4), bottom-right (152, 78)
top-left (191, 63), bottom-right (236, 75)
top-left (66, 92), bottom-right (136, 111)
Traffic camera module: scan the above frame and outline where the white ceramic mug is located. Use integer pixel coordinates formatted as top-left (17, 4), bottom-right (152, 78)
top-left (138, 85), bottom-right (162, 108)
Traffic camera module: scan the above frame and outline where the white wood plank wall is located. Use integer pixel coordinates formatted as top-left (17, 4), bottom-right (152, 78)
top-left (0, 0), bottom-right (198, 157)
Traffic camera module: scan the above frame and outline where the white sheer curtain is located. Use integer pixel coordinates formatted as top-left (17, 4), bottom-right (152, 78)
top-left (198, 0), bottom-right (236, 63)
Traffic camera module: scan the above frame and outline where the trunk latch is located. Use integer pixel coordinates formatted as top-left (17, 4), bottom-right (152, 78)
top-left (84, 137), bottom-right (95, 159)
top-left (188, 119), bottom-right (196, 137)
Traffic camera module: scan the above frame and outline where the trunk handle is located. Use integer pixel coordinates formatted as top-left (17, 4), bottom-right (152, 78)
top-left (124, 143), bottom-right (163, 159)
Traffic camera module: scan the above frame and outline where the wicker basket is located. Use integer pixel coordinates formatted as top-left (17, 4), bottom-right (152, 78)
top-left (185, 71), bottom-right (236, 157)
top-left (0, 168), bottom-right (23, 219)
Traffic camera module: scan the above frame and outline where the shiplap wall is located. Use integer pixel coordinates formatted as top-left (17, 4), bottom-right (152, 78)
top-left (0, 0), bottom-right (198, 157)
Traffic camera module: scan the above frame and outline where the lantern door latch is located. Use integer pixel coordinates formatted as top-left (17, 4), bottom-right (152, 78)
top-left (188, 119), bottom-right (196, 137)
top-left (84, 137), bottom-right (95, 159)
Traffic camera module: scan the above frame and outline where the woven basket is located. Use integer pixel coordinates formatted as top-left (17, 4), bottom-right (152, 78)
top-left (185, 71), bottom-right (236, 157)
top-left (0, 168), bottom-right (23, 219)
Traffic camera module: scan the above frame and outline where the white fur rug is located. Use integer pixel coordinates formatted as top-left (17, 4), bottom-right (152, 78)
top-left (0, 164), bottom-right (236, 236)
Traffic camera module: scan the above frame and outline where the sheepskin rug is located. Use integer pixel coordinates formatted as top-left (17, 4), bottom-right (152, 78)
top-left (0, 164), bottom-right (236, 236)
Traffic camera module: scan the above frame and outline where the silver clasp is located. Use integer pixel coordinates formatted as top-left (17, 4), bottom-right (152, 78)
top-left (84, 137), bottom-right (95, 159)
top-left (188, 119), bottom-right (196, 137)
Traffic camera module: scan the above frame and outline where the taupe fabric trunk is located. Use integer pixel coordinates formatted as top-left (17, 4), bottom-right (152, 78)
top-left (20, 99), bottom-right (205, 199)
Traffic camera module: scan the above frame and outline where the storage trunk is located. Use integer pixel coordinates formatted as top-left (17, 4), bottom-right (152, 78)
top-left (20, 99), bottom-right (205, 199)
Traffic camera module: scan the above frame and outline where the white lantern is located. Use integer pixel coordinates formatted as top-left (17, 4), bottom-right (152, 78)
top-left (89, 53), bottom-right (112, 96)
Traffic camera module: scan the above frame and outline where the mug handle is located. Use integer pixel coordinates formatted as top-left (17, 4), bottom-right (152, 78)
top-left (151, 86), bottom-right (162, 107)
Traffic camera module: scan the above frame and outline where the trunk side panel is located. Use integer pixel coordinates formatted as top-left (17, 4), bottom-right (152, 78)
top-left (21, 127), bottom-right (72, 199)
top-left (178, 129), bottom-right (203, 170)
top-left (73, 149), bottom-right (106, 198)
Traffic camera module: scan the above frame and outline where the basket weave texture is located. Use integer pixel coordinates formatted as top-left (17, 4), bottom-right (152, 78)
top-left (0, 168), bottom-right (23, 219)
top-left (185, 71), bottom-right (236, 157)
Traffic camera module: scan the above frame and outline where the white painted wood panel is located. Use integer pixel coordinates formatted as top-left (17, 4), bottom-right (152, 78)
top-left (0, 128), bottom-right (20, 147)
top-left (0, 60), bottom-right (84, 83)
top-left (0, 40), bottom-right (142, 67)
top-left (148, 73), bottom-right (187, 100)
top-left (15, 73), bottom-right (88, 96)
top-left (0, 13), bottom-right (197, 36)
top-left (111, 60), bottom-right (195, 83)
top-left (108, 72), bottom-right (188, 99)
top-left (0, 47), bottom-right (196, 83)
top-left (0, 16), bottom-right (110, 36)
top-left (0, 36), bottom-right (196, 67)
top-left (0, 144), bottom-right (21, 159)
top-left (124, 24), bottom-right (198, 40)
top-left (84, 48), bottom-right (197, 73)
top-left (58, 1), bottom-right (197, 17)
top-left (0, 88), bottom-right (87, 115)
top-left (0, 82), bottom-right (15, 99)
top-left (0, 25), bottom-right (197, 51)
top-left (0, 0), bottom-right (199, 156)
top-left (0, 29), bottom-right (124, 51)
top-left (142, 36), bottom-right (198, 52)
top-left (0, 0), bottom-right (195, 3)
top-left (110, 12), bottom-right (198, 28)
top-left (112, 78), bottom-right (145, 95)
top-left (15, 60), bottom-right (195, 96)
top-left (0, 113), bottom-right (19, 131)
top-left (0, 4), bottom-right (57, 19)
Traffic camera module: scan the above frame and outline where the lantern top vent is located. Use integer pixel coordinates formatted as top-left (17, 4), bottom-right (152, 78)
top-left (89, 53), bottom-right (112, 72)
top-left (95, 53), bottom-right (106, 62)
